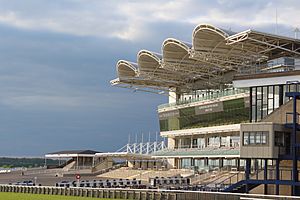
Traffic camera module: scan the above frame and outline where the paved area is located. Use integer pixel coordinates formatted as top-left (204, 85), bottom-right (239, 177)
top-left (0, 171), bottom-right (99, 186)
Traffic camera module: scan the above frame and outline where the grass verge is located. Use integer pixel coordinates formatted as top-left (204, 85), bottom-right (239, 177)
top-left (0, 192), bottom-right (121, 200)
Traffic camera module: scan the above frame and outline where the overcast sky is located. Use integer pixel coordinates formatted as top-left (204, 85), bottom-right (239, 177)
top-left (0, 0), bottom-right (299, 156)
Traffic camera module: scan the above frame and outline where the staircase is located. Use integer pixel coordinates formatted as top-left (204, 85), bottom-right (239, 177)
top-left (223, 180), bottom-right (260, 193)
top-left (221, 169), bottom-right (265, 193)
top-left (62, 161), bottom-right (76, 171)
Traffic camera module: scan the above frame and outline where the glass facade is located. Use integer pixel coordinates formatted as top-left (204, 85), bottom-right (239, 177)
top-left (158, 88), bottom-right (248, 110)
top-left (174, 135), bottom-right (239, 149)
top-left (159, 97), bottom-right (249, 131)
top-left (181, 158), bottom-right (192, 168)
top-left (250, 83), bottom-right (300, 122)
top-left (179, 158), bottom-right (240, 169)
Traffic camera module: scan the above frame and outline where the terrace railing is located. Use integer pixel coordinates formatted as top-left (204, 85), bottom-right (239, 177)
top-left (158, 88), bottom-right (249, 110)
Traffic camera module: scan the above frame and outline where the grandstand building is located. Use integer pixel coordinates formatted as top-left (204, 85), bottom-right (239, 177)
top-left (111, 23), bottom-right (300, 195)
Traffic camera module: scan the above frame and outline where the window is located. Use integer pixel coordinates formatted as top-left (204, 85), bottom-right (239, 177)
top-left (243, 131), bottom-right (268, 146)
top-left (261, 132), bottom-right (267, 144)
top-left (192, 139), bottom-right (197, 148)
top-left (275, 131), bottom-right (287, 146)
top-left (243, 132), bottom-right (249, 145)
top-left (255, 132), bottom-right (262, 144)
top-left (249, 132), bottom-right (255, 144)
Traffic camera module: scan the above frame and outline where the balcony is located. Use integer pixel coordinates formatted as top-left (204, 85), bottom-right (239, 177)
top-left (158, 88), bottom-right (249, 110)
top-left (152, 146), bottom-right (240, 158)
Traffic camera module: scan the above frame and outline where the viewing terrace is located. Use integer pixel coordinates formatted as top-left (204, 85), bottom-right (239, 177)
top-left (158, 88), bottom-right (249, 110)
top-left (152, 147), bottom-right (240, 158)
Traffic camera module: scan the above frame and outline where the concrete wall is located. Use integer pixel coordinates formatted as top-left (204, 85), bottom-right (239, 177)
top-left (0, 184), bottom-right (299, 200)
top-left (262, 100), bottom-right (300, 124)
top-left (240, 122), bottom-right (274, 158)
top-left (168, 137), bottom-right (175, 149)
top-left (240, 122), bottom-right (288, 158)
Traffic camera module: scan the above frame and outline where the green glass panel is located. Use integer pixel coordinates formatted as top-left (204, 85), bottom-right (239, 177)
top-left (168, 117), bottom-right (179, 130)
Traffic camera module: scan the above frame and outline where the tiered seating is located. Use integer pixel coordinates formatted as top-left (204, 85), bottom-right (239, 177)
top-left (98, 167), bottom-right (194, 182)
top-left (97, 167), bottom-right (142, 179)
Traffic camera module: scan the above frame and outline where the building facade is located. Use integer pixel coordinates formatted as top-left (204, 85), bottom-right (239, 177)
top-left (111, 23), bottom-right (300, 195)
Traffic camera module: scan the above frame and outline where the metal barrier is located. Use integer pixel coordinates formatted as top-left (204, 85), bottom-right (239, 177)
top-left (1, 184), bottom-right (300, 199)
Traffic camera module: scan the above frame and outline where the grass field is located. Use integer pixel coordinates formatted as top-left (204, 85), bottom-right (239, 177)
top-left (0, 192), bottom-right (121, 200)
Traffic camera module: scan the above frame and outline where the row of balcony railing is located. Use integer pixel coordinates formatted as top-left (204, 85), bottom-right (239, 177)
top-left (158, 88), bottom-right (249, 110)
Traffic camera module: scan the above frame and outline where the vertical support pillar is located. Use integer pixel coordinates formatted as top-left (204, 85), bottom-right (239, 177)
top-left (139, 142), bottom-right (143, 154)
top-left (264, 159), bottom-right (268, 195)
top-left (250, 87), bottom-right (252, 122)
top-left (276, 159), bottom-right (280, 195)
top-left (133, 143), bottom-right (136, 154)
top-left (292, 94), bottom-right (299, 195)
top-left (279, 85), bottom-right (283, 106)
top-left (245, 158), bottom-right (251, 193)
top-left (126, 143), bottom-right (130, 153)
top-left (219, 158), bottom-right (223, 169)
top-left (153, 142), bottom-right (157, 152)
top-left (146, 142), bottom-right (149, 154)
top-left (76, 156), bottom-right (79, 170)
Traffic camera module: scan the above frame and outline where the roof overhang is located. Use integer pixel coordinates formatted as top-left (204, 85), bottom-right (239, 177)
top-left (111, 23), bottom-right (300, 94)
top-left (45, 154), bottom-right (96, 158)
top-left (95, 152), bottom-right (154, 160)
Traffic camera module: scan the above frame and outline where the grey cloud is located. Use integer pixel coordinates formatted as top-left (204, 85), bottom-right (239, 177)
top-left (0, 0), bottom-right (298, 156)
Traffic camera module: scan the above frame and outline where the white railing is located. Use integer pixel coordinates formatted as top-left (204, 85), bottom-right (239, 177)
top-left (117, 141), bottom-right (166, 155)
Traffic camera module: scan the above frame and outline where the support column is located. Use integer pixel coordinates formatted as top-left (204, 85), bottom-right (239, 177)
top-left (249, 87), bottom-right (252, 122)
top-left (291, 94), bottom-right (300, 196)
top-left (276, 159), bottom-right (280, 195)
top-left (205, 157), bottom-right (209, 167)
top-left (245, 158), bottom-right (251, 193)
top-left (77, 156), bottom-right (79, 170)
top-left (179, 138), bottom-right (182, 149)
top-left (219, 158), bottom-right (223, 169)
top-left (264, 159), bottom-right (268, 195)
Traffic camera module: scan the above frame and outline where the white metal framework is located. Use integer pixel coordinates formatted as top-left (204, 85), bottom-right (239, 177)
top-left (111, 23), bottom-right (300, 93)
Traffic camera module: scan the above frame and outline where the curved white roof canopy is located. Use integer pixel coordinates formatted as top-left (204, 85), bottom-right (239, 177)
top-left (137, 50), bottom-right (162, 75)
top-left (112, 23), bottom-right (300, 93)
top-left (192, 24), bottom-right (234, 69)
top-left (162, 38), bottom-right (220, 78)
top-left (137, 50), bottom-right (186, 84)
top-left (162, 38), bottom-right (191, 61)
top-left (192, 23), bottom-right (231, 52)
top-left (114, 59), bottom-right (183, 91)
top-left (191, 23), bottom-right (255, 70)
top-left (117, 60), bottom-right (138, 79)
